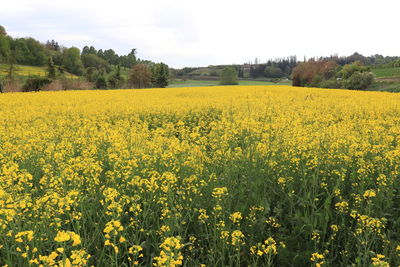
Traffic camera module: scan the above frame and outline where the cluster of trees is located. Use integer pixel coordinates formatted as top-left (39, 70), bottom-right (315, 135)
top-left (249, 56), bottom-right (298, 79)
top-left (0, 25), bottom-right (170, 91)
top-left (82, 46), bottom-right (137, 69)
top-left (313, 52), bottom-right (400, 67)
top-left (173, 57), bottom-right (298, 81)
top-left (292, 60), bottom-right (374, 90)
top-left (128, 63), bottom-right (169, 88)
top-left (383, 59), bottom-right (400, 68)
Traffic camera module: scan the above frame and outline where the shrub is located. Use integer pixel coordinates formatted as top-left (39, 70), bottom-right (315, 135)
top-left (339, 61), bottom-right (370, 79)
top-left (343, 72), bottom-right (374, 90)
top-left (319, 79), bottom-right (342, 89)
top-left (220, 67), bottom-right (238, 85)
top-left (23, 77), bottom-right (52, 92)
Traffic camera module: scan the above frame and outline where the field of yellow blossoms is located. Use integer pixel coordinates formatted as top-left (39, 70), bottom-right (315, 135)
top-left (1, 85), bottom-right (400, 266)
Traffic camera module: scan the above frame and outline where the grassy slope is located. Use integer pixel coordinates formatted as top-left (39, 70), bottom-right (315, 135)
top-left (372, 67), bottom-right (400, 78)
top-left (0, 64), bottom-right (78, 79)
top-left (369, 67), bottom-right (400, 92)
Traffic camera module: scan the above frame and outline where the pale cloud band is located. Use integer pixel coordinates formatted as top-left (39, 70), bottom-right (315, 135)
top-left (1, 0), bottom-right (399, 68)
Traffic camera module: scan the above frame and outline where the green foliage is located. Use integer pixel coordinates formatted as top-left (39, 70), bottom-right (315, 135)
top-left (85, 67), bottom-right (98, 83)
top-left (118, 49), bottom-right (137, 68)
top-left (98, 49), bottom-right (119, 66)
top-left (12, 38), bottom-right (47, 66)
top-left (82, 45), bottom-right (97, 55)
top-left (339, 61), bottom-right (370, 79)
top-left (388, 59), bottom-right (400, 68)
top-left (264, 66), bottom-right (283, 78)
top-left (293, 60), bottom-right (374, 90)
top-left (372, 67), bottom-right (400, 78)
top-left (95, 75), bottom-right (108, 89)
top-left (151, 63), bottom-right (169, 88)
top-left (0, 25), bottom-right (6, 36)
top-left (62, 47), bottom-right (84, 75)
top-left (0, 35), bottom-right (11, 60)
top-left (343, 72), bottom-right (374, 90)
top-left (81, 54), bottom-right (108, 70)
top-left (47, 57), bottom-right (56, 79)
top-left (22, 76), bottom-right (52, 92)
top-left (319, 79), bottom-right (342, 89)
top-left (220, 67), bottom-right (238, 85)
top-left (108, 66), bottom-right (124, 89)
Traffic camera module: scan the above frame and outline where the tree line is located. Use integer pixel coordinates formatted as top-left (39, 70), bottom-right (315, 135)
top-left (292, 60), bottom-right (374, 90)
top-left (0, 25), bottom-right (169, 92)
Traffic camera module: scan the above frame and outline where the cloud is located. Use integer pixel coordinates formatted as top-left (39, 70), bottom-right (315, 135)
top-left (1, 0), bottom-right (400, 68)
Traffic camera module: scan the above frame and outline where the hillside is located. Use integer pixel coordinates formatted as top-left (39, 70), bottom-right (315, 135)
top-left (0, 64), bottom-right (78, 79)
top-left (372, 67), bottom-right (400, 78)
top-left (368, 67), bottom-right (400, 92)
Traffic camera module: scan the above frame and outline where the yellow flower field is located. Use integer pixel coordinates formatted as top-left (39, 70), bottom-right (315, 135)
top-left (1, 85), bottom-right (400, 266)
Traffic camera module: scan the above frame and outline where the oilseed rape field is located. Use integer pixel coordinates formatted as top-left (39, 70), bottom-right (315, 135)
top-left (1, 85), bottom-right (400, 266)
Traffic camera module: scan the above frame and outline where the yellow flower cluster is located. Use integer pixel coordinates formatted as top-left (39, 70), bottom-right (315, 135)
top-left (229, 212), bottom-right (242, 225)
top-left (250, 237), bottom-right (278, 256)
top-left (54, 230), bottom-right (81, 246)
top-left (154, 237), bottom-right (184, 267)
top-left (103, 220), bottom-right (125, 253)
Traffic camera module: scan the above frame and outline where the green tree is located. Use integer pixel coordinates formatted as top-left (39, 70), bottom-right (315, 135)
top-left (108, 65), bottom-right (124, 88)
top-left (129, 64), bottom-right (152, 88)
top-left (12, 38), bottom-right (47, 66)
top-left (63, 47), bottom-right (84, 75)
top-left (47, 57), bottom-right (57, 79)
top-left (85, 67), bottom-right (98, 83)
top-left (264, 66), bottom-right (283, 78)
top-left (81, 54), bottom-right (108, 69)
top-left (0, 25), bottom-right (6, 36)
top-left (119, 49), bottom-right (137, 68)
top-left (0, 35), bottom-right (11, 60)
top-left (151, 63), bottom-right (169, 88)
top-left (82, 46), bottom-right (97, 55)
top-left (339, 61), bottom-right (370, 79)
top-left (103, 49), bottom-right (118, 65)
top-left (219, 67), bottom-right (238, 85)
top-left (96, 75), bottom-right (108, 89)
top-left (5, 50), bottom-right (17, 80)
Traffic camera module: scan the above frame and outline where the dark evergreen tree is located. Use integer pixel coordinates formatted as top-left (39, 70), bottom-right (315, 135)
top-left (96, 75), bottom-right (108, 89)
top-left (108, 65), bottom-right (124, 88)
top-left (47, 57), bottom-right (57, 79)
top-left (151, 63), bottom-right (169, 88)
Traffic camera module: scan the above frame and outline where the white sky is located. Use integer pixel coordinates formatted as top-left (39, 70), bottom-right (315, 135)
top-left (1, 0), bottom-right (399, 68)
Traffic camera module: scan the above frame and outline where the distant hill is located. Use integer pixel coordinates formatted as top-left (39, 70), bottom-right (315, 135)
top-left (0, 64), bottom-right (78, 79)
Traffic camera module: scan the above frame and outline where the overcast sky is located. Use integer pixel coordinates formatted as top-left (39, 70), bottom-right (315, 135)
top-left (1, 0), bottom-right (399, 68)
